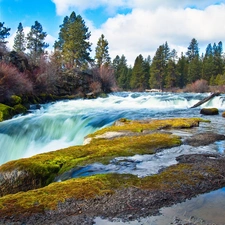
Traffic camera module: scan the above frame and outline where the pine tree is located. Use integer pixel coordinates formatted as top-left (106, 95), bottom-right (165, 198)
top-left (0, 22), bottom-right (10, 60)
top-left (117, 55), bottom-right (129, 89)
top-left (213, 41), bottom-right (224, 76)
top-left (0, 22), bottom-right (10, 44)
top-left (186, 38), bottom-right (199, 61)
top-left (187, 56), bottom-right (202, 83)
top-left (165, 49), bottom-right (178, 89)
top-left (13, 22), bottom-right (26, 52)
top-left (176, 52), bottom-right (188, 88)
top-left (149, 45), bottom-right (166, 90)
top-left (95, 34), bottom-right (111, 67)
top-left (56, 12), bottom-right (92, 69)
top-left (112, 55), bottom-right (121, 80)
top-left (202, 43), bottom-right (214, 81)
top-left (26, 21), bottom-right (49, 62)
top-left (186, 38), bottom-right (202, 83)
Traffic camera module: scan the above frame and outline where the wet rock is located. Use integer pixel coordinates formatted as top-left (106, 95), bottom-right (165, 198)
top-left (183, 132), bottom-right (225, 147)
top-left (0, 169), bottom-right (37, 197)
top-left (200, 108), bottom-right (219, 115)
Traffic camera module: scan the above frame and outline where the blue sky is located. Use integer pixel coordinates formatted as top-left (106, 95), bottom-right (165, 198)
top-left (1, 0), bottom-right (225, 65)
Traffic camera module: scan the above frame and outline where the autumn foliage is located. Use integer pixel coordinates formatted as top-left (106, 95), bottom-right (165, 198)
top-left (184, 79), bottom-right (209, 93)
top-left (0, 62), bottom-right (33, 102)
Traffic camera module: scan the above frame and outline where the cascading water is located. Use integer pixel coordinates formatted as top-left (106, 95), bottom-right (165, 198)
top-left (1, 92), bottom-right (225, 166)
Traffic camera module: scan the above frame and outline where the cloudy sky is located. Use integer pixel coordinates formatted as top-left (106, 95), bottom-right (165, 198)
top-left (1, 0), bottom-right (225, 65)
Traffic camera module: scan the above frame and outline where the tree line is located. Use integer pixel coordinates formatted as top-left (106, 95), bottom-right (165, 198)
top-left (1, 11), bottom-right (225, 104)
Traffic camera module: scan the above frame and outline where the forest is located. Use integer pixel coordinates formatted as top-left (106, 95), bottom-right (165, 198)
top-left (1, 11), bottom-right (225, 106)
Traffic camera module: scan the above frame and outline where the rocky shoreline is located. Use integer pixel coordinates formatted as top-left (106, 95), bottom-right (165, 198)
top-left (1, 153), bottom-right (225, 225)
top-left (0, 118), bottom-right (225, 224)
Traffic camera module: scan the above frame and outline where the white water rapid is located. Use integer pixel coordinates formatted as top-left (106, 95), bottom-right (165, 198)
top-left (1, 92), bottom-right (225, 166)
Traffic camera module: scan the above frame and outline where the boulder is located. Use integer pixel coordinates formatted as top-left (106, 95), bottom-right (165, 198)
top-left (200, 108), bottom-right (219, 115)
top-left (0, 103), bottom-right (15, 122)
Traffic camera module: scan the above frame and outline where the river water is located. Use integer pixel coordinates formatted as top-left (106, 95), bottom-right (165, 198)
top-left (1, 92), bottom-right (225, 224)
top-left (1, 92), bottom-right (225, 166)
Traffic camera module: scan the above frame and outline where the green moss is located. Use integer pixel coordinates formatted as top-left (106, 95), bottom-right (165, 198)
top-left (0, 117), bottom-right (208, 196)
top-left (88, 118), bottom-right (208, 138)
top-left (0, 103), bottom-right (15, 122)
top-left (0, 132), bottom-right (181, 178)
top-left (200, 108), bottom-right (219, 115)
top-left (0, 161), bottom-right (219, 217)
top-left (13, 104), bottom-right (27, 114)
top-left (9, 95), bottom-right (22, 106)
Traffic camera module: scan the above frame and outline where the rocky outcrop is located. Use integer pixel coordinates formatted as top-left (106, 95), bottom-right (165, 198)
top-left (0, 118), bottom-right (205, 197)
top-left (1, 154), bottom-right (225, 224)
top-left (200, 107), bottom-right (219, 115)
top-left (184, 132), bottom-right (225, 146)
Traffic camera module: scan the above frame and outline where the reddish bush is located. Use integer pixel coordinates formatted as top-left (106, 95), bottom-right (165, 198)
top-left (26, 54), bottom-right (59, 94)
top-left (92, 65), bottom-right (117, 93)
top-left (0, 62), bottom-right (33, 102)
top-left (90, 81), bottom-right (102, 93)
top-left (184, 79), bottom-right (209, 93)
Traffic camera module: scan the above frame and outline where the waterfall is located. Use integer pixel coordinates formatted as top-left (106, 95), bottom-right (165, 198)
top-left (1, 92), bottom-right (225, 165)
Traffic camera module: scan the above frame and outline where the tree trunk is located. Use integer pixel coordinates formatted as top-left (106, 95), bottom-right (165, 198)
top-left (190, 92), bottom-right (220, 108)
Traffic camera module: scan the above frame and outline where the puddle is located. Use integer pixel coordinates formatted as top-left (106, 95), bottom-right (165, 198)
top-left (94, 188), bottom-right (225, 225)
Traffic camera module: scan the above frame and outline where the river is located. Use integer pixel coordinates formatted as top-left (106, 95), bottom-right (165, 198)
top-left (1, 92), bottom-right (225, 224)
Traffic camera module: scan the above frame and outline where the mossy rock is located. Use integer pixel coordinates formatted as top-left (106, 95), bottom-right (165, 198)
top-left (200, 108), bottom-right (219, 115)
top-left (13, 104), bottom-right (27, 114)
top-left (0, 154), bottom-right (225, 220)
top-left (0, 117), bottom-right (207, 197)
top-left (8, 95), bottom-right (22, 106)
top-left (0, 103), bottom-right (15, 122)
top-left (222, 111), bottom-right (225, 118)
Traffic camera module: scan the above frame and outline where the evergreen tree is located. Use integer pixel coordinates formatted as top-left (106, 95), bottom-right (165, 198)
top-left (95, 34), bottom-right (110, 67)
top-left (26, 21), bottom-right (49, 62)
top-left (186, 38), bottom-right (202, 83)
top-left (176, 52), bottom-right (188, 88)
top-left (112, 55), bottom-right (121, 80)
top-left (187, 56), bottom-right (202, 83)
top-left (13, 22), bottom-right (26, 52)
top-left (113, 55), bottom-right (131, 89)
top-left (186, 38), bottom-right (199, 61)
top-left (213, 41), bottom-right (224, 76)
top-left (0, 22), bottom-right (10, 44)
top-left (202, 43), bottom-right (214, 81)
top-left (54, 15), bottom-right (71, 50)
top-left (117, 55), bottom-right (130, 89)
top-left (56, 12), bottom-right (92, 69)
top-left (149, 45), bottom-right (166, 90)
top-left (0, 22), bottom-right (10, 60)
top-left (165, 58), bottom-right (178, 89)
top-left (130, 54), bottom-right (148, 90)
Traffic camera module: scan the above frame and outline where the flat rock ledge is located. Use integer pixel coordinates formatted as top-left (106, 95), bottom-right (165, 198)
top-left (1, 154), bottom-right (225, 225)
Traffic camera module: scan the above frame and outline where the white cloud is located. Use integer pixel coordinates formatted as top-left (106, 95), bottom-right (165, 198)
top-left (51, 0), bottom-right (224, 16)
top-left (89, 4), bottom-right (225, 66)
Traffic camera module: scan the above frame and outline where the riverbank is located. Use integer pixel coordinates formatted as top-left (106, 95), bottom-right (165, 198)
top-left (0, 117), bottom-right (225, 224)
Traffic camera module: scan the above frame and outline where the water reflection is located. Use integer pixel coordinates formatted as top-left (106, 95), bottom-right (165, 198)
top-left (94, 188), bottom-right (225, 225)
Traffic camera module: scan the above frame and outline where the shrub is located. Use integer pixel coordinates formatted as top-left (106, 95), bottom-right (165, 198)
top-left (0, 62), bottom-right (33, 102)
top-left (92, 65), bottom-right (117, 93)
top-left (184, 79), bottom-right (209, 93)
